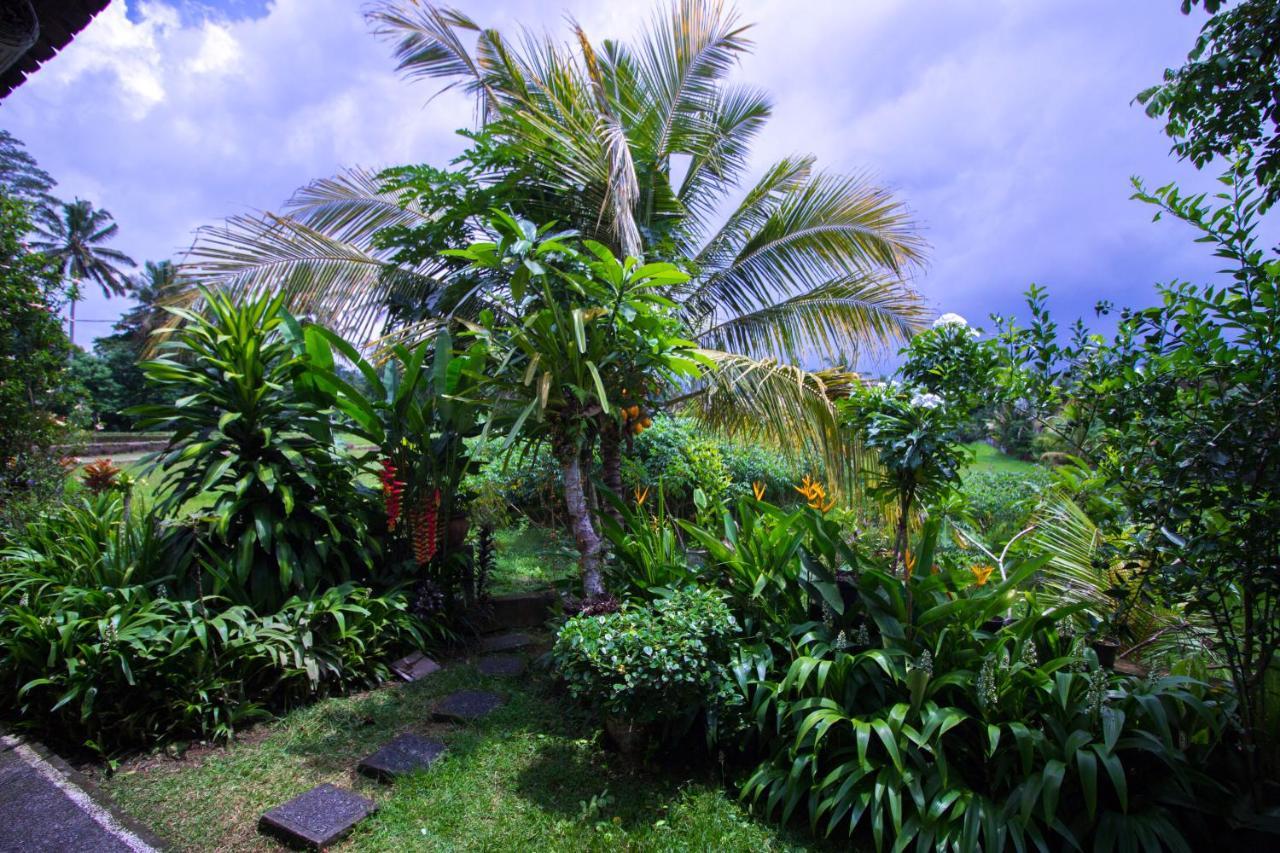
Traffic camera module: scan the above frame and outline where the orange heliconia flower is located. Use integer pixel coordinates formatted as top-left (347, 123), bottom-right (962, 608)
top-left (634, 485), bottom-right (650, 507)
top-left (970, 565), bottom-right (995, 586)
top-left (794, 474), bottom-right (835, 512)
top-left (904, 550), bottom-right (917, 580)
top-left (752, 481), bottom-right (766, 501)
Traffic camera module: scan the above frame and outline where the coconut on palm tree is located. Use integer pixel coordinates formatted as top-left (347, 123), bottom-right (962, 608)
top-left (32, 199), bottom-right (135, 345)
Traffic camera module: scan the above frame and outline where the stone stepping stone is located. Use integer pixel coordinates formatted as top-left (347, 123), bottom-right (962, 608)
top-left (432, 690), bottom-right (504, 723)
top-left (390, 651), bottom-right (441, 682)
top-left (479, 632), bottom-right (534, 653)
top-left (357, 733), bottom-right (446, 783)
top-left (477, 655), bottom-right (526, 677)
top-left (258, 783), bottom-right (377, 850)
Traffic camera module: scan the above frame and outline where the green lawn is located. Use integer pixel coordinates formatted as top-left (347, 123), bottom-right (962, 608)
top-left (489, 525), bottom-right (578, 596)
top-left (102, 646), bottom-right (825, 852)
top-left (961, 441), bottom-right (1040, 476)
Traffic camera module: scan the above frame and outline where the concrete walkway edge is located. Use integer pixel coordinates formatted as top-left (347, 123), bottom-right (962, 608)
top-left (0, 733), bottom-right (165, 852)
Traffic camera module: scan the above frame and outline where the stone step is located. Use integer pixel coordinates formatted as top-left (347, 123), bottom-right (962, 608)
top-left (477, 655), bottom-right (527, 677)
top-left (357, 734), bottom-right (446, 783)
top-left (432, 690), bottom-right (504, 724)
top-left (389, 651), bottom-right (441, 682)
top-left (258, 783), bottom-right (377, 850)
top-left (478, 632), bottom-right (534, 653)
top-left (475, 591), bottom-right (557, 631)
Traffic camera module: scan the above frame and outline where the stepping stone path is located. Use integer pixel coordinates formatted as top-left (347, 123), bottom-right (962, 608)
top-left (433, 690), bottom-right (504, 723)
top-left (357, 734), bottom-right (447, 783)
top-left (479, 632), bottom-right (534, 653)
top-left (477, 655), bottom-right (527, 677)
top-left (258, 628), bottom-right (533, 845)
top-left (390, 651), bottom-right (441, 682)
top-left (258, 783), bottom-right (377, 850)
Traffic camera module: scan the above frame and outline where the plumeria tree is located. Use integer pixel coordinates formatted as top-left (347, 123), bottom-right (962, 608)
top-left (451, 213), bottom-right (709, 595)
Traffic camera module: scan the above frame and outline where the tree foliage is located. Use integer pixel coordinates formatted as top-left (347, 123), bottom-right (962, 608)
top-left (1138, 0), bottom-right (1280, 207)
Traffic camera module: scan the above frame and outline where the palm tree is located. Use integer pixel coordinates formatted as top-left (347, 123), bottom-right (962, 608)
top-left (32, 199), bottom-right (135, 345)
top-left (117, 260), bottom-right (181, 341)
top-left (179, 0), bottom-right (927, 475)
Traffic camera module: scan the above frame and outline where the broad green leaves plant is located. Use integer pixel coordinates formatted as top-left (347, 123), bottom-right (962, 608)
top-left (737, 549), bottom-right (1232, 851)
top-left (129, 288), bottom-right (378, 611)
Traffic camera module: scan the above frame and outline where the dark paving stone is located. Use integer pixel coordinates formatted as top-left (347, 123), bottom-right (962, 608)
top-left (484, 591), bottom-right (556, 630)
top-left (479, 632), bottom-right (534, 653)
top-left (477, 654), bottom-right (526, 677)
top-left (433, 690), bottom-right (504, 723)
top-left (0, 736), bottom-right (163, 852)
top-left (390, 651), bottom-right (441, 682)
top-left (357, 733), bottom-right (446, 783)
top-left (258, 783), bottom-right (377, 850)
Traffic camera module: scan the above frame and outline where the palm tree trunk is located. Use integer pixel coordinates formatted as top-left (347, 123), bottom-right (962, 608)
top-left (68, 295), bottom-right (77, 347)
top-left (556, 436), bottom-right (605, 596)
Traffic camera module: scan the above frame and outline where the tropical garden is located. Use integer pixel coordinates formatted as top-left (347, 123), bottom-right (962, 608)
top-left (1, 0), bottom-right (1278, 849)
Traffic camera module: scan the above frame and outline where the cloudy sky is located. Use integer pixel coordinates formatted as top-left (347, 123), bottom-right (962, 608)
top-left (0, 0), bottom-right (1245, 365)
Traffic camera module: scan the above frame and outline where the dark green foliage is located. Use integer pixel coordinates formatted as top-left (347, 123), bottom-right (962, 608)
top-left (1138, 0), bottom-right (1280, 208)
top-left (737, 551), bottom-right (1232, 850)
top-left (626, 414), bottom-right (732, 513)
top-left (627, 415), bottom-right (808, 514)
top-left (129, 289), bottom-right (379, 611)
top-left (0, 195), bottom-right (75, 530)
top-left (0, 493), bottom-right (425, 754)
top-left (599, 485), bottom-right (694, 595)
top-left (0, 131), bottom-right (56, 214)
top-left (994, 164), bottom-right (1280, 790)
top-left (551, 586), bottom-right (742, 738)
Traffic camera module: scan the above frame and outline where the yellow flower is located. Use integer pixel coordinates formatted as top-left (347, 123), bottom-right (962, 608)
top-left (752, 481), bottom-right (766, 501)
top-left (633, 485), bottom-right (650, 507)
top-left (904, 550), bottom-right (916, 580)
top-left (970, 564), bottom-right (995, 586)
top-left (794, 474), bottom-right (834, 511)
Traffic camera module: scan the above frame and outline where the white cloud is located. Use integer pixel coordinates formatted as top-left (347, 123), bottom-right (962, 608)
top-left (1, 0), bottom-right (1243, 347)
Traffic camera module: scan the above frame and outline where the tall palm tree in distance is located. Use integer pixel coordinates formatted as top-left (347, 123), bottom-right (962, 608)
top-left (33, 199), bottom-right (135, 346)
top-left (117, 260), bottom-right (180, 342)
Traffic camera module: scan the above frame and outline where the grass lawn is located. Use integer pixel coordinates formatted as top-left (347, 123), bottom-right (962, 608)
top-left (961, 441), bottom-right (1040, 476)
top-left (489, 525), bottom-right (578, 596)
top-left (102, 645), bottom-right (825, 852)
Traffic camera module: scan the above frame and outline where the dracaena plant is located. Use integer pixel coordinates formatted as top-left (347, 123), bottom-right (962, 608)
top-left (452, 212), bottom-right (709, 595)
top-left (128, 288), bottom-right (378, 611)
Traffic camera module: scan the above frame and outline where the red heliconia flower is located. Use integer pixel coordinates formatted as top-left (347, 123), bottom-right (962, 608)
top-left (379, 458), bottom-right (406, 530)
top-left (410, 489), bottom-right (443, 566)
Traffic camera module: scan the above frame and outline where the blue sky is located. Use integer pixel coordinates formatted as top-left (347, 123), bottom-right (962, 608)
top-left (1, 0), bottom-right (1257, 366)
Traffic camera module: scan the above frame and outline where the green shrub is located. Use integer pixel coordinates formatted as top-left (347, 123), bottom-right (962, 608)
top-left (599, 487), bottom-right (695, 596)
top-left (130, 289), bottom-right (380, 611)
top-left (551, 587), bottom-right (741, 738)
top-left (0, 494), bottom-right (425, 753)
top-left (626, 415), bottom-right (730, 514)
top-left (960, 468), bottom-right (1051, 544)
top-left (737, 547), bottom-right (1232, 850)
